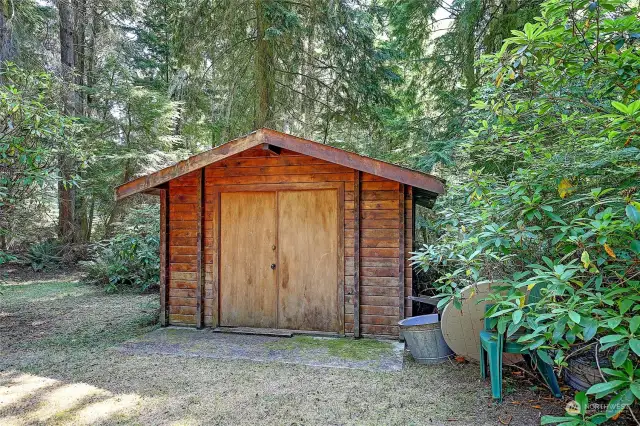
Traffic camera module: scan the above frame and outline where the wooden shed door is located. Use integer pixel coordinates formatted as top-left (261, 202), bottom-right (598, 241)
top-left (277, 190), bottom-right (339, 331)
top-left (219, 189), bottom-right (339, 332)
top-left (220, 192), bottom-right (277, 328)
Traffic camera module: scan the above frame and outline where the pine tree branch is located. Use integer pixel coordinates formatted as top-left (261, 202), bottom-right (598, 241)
top-left (275, 80), bottom-right (332, 109)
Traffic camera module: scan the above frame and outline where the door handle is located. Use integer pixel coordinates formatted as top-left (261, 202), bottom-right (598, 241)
top-left (271, 264), bottom-right (276, 270)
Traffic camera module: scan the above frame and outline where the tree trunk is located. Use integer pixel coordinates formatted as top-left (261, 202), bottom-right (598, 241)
top-left (73, 0), bottom-right (86, 116)
top-left (220, 77), bottom-right (236, 145)
top-left (0, 0), bottom-right (16, 66)
top-left (0, 205), bottom-right (8, 251)
top-left (86, 197), bottom-right (95, 242)
top-left (462, 17), bottom-right (477, 99)
top-left (85, 3), bottom-right (98, 110)
top-left (57, 159), bottom-right (76, 242)
top-left (254, 0), bottom-right (274, 129)
top-left (59, 0), bottom-right (78, 115)
top-left (57, 0), bottom-right (78, 243)
top-left (302, 14), bottom-right (315, 138)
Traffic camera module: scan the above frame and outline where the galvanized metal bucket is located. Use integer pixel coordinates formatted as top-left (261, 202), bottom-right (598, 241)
top-left (399, 314), bottom-right (454, 364)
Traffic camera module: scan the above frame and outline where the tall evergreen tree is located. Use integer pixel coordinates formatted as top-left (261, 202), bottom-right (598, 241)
top-left (384, 0), bottom-right (541, 170)
top-left (154, 0), bottom-right (399, 146)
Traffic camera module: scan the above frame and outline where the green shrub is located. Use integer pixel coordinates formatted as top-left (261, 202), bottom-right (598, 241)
top-left (413, 0), bottom-right (640, 420)
top-left (25, 239), bottom-right (64, 271)
top-left (82, 205), bottom-right (159, 293)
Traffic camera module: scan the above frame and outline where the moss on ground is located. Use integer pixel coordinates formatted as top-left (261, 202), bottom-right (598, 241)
top-left (265, 335), bottom-right (394, 361)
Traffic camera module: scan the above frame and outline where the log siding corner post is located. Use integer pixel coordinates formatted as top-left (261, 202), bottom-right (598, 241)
top-left (353, 170), bottom-right (361, 338)
top-left (398, 184), bottom-right (405, 323)
top-left (159, 188), bottom-right (169, 326)
top-left (212, 186), bottom-right (220, 327)
top-left (196, 169), bottom-right (205, 329)
top-left (337, 182), bottom-right (346, 335)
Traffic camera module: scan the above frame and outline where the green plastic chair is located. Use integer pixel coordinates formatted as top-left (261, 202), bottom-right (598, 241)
top-left (479, 285), bottom-right (562, 402)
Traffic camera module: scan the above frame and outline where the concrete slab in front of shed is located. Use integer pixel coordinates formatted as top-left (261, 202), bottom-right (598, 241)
top-left (116, 327), bottom-right (404, 372)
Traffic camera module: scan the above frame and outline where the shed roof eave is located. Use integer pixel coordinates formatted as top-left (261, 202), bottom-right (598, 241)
top-left (115, 128), bottom-right (445, 200)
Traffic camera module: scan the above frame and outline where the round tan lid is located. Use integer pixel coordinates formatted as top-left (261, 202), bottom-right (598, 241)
top-left (441, 282), bottom-right (520, 364)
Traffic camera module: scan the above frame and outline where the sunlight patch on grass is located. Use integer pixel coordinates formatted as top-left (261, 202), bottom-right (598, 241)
top-left (0, 373), bottom-right (58, 407)
top-left (0, 281), bottom-right (89, 306)
top-left (0, 372), bottom-right (140, 425)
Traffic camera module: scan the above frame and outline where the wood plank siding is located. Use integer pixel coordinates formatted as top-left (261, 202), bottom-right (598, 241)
top-left (165, 147), bottom-right (413, 337)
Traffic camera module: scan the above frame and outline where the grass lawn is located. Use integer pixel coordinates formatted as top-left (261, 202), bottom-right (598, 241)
top-left (0, 270), bottom-right (565, 425)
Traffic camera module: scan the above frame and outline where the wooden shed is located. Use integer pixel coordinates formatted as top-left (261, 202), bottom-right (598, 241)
top-left (116, 129), bottom-right (445, 338)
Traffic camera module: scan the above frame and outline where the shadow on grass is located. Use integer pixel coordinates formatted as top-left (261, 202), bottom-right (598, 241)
top-left (0, 278), bottom-right (159, 375)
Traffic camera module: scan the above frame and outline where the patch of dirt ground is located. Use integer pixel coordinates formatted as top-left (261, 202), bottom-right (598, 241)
top-left (0, 270), bottom-right (569, 425)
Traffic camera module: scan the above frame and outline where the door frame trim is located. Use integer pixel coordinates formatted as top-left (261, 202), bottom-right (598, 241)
top-left (212, 182), bottom-right (345, 334)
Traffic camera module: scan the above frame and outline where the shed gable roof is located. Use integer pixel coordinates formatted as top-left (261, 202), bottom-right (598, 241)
top-left (115, 128), bottom-right (445, 200)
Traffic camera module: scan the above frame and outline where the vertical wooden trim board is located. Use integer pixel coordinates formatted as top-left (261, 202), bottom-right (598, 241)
top-left (275, 190), bottom-right (280, 328)
top-left (398, 184), bottom-right (405, 322)
top-left (159, 188), bottom-right (168, 326)
top-left (411, 187), bottom-right (416, 316)
top-left (337, 183), bottom-right (346, 335)
top-left (196, 169), bottom-right (204, 329)
top-left (353, 170), bottom-right (361, 338)
top-left (213, 189), bottom-right (220, 327)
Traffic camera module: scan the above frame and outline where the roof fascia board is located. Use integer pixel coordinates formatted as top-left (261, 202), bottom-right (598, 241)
top-left (115, 130), bottom-right (264, 200)
top-left (262, 129), bottom-right (445, 195)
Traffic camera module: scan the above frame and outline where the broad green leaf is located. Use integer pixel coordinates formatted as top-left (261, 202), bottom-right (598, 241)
top-left (575, 391), bottom-right (587, 415)
top-left (581, 318), bottom-right (598, 341)
top-left (631, 382), bottom-right (640, 400)
top-left (620, 299), bottom-right (633, 315)
top-left (601, 368), bottom-right (628, 379)
top-left (627, 204), bottom-right (640, 224)
top-left (611, 100), bottom-right (629, 114)
top-left (536, 349), bottom-right (553, 365)
top-left (512, 309), bottom-right (523, 324)
top-left (611, 345), bottom-right (629, 367)
top-left (630, 339), bottom-right (640, 356)
top-left (590, 413), bottom-right (609, 425)
top-left (545, 210), bottom-right (566, 224)
top-left (599, 334), bottom-right (625, 344)
top-left (497, 317), bottom-right (508, 334)
top-left (607, 317), bottom-right (622, 329)
top-left (586, 380), bottom-right (626, 395)
top-left (507, 321), bottom-right (521, 338)
top-left (541, 416), bottom-right (578, 425)
top-left (568, 311), bottom-right (581, 324)
top-left (606, 388), bottom-right (635, 418)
